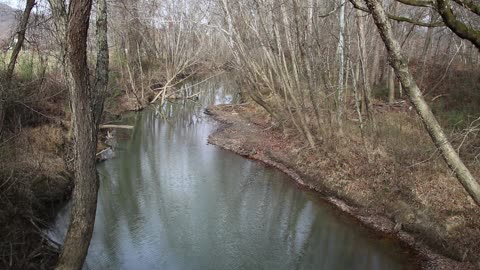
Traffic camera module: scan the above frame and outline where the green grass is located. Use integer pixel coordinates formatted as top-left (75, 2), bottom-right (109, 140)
top-left (0, 50), bottom-right (59, 81)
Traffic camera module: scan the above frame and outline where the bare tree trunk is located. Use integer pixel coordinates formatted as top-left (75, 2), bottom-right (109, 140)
top-left (351, 61), bottom-right (364, 131)
top-left (419, 11), bottom-right (435, 87)
top-left (356, 8), bottom-right (374, 125)
top-left (137, 42), bottom-right (145, 101)
top-left (388, 67), bottom-right (395, 103)
top-left (0, 0), bottom-right (35, 136)
top-left (6, 0), bottom-right (35, 81)
top-left (336, 0), bottom-right (346, 131)
top-left (55, 0), bottom-right (109, 268)
top-left (369, 36), bottom-right (380, 87)
top-left (364, 0), bottom-right (480, 206)
top-left (93, 0), bottom-right (110, 126)
top-left (398, 81), bottom-right (403, 97)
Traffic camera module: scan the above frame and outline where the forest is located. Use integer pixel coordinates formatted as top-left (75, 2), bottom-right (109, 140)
top-left (0, 0), bottom-right (479, 269)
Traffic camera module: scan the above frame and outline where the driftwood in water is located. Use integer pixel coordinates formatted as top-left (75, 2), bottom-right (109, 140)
top-left (95, 147), bottom-right (111, 156)
top-left (99, 124), bottom-right (134, 130)
top-left (185, 92), bottom-right (200, 100)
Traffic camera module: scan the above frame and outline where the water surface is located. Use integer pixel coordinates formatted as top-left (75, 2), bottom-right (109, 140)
top-left (52, 76), bottom-right (413, 270)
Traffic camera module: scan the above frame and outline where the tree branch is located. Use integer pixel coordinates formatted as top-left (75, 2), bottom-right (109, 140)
top-left (349, 0), bottom-right (445, 27)
top-left (395, 0), bottom-right (434, 8)
top-left (437, 0), bottom-right (480, 49)
top-left (318, 1), bottom-right (346, 18)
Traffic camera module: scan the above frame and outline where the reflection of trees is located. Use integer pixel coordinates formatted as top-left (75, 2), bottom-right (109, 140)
top-left (155, 74), bottom-right (240, 129)
top-left (209, 164), bottom-right (404, 270)
top-left (75, 74), bottom-right (405, 270)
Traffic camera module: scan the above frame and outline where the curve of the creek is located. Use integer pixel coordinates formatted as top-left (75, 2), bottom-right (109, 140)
top-left (50, 74), bottom-right (416, 270)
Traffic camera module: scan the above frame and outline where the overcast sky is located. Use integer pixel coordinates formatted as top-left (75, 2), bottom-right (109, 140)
top-left (0, 0), bottom-right (22, 9)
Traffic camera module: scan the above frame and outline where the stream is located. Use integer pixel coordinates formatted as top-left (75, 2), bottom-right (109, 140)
top-left (50, 74), bottom-right (415, 270)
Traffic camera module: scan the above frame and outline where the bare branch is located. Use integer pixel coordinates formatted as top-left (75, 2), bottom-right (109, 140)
top-left (349, 0), bottom-right (445, 27)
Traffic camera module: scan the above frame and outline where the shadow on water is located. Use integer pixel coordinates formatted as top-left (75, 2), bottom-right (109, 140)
top-left (50, 74), bottom-right (415, 270)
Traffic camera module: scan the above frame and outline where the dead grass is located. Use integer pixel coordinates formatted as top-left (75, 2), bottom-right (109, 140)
top-left (0, 169), bottom-right (63, 270)
top-left (0, 125), bottom-right (72, 269)
top-left (0, 124), bottom-right (72, 269)
top-left (0, 74), bottom-right (73, 269)
top-left (1, 125), bottom-right (67, 176)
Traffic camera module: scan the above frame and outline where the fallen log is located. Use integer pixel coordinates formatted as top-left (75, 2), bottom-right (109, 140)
top-left (96, 147), bottom-right (111, 156)
top-left (99, 124), bottom-right (134, 130)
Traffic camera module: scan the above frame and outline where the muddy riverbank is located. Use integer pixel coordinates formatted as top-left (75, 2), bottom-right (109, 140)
top-left (206, 103), bottom-right (480, 270)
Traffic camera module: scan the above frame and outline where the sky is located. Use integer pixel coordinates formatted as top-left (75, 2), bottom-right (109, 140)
top-left (0, 0), bottom-right (22, 9)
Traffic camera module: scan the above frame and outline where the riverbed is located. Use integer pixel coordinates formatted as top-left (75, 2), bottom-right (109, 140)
top-left (50, 75), bottom-right (415, 270)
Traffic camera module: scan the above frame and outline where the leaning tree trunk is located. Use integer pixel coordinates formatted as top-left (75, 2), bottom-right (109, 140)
top-left (5, 0), bottom-right (35, 81)
top-left (364, 0), bottom-right (480, 206)
top-left (55, 0), bottom-right (109, 269)
top-left (0, 0), bottom-right (35, 136)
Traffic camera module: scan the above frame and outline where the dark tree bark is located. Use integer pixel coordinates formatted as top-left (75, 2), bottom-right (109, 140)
top-left (0, 0), bottom-right (36, 136)
top-left (55, 0), bottom-right (109, 269)
top-left (94, 0), bottom-right (110, 126)
top-left (364, 0), bottom-right (480, 206)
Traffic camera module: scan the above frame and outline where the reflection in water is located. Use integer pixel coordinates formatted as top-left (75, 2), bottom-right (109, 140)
top-left (50, 75), bottom-right (411, 270)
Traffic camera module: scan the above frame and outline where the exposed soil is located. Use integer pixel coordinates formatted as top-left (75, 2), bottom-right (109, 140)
top-left (206, 103), bottom-right (480, 270)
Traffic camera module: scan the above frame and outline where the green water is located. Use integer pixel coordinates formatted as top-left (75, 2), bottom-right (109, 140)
top-left (51, 76), bottom-right (415, 270)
